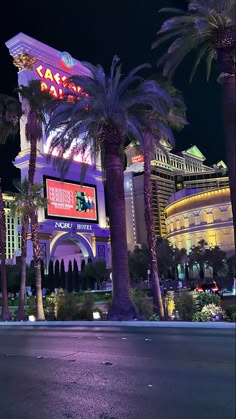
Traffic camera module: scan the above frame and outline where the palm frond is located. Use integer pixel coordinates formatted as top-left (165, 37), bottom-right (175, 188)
top-left (153, 0), bottom-right (236, 80)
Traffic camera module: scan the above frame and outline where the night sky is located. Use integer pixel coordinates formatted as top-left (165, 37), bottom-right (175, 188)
top-left (0, 0), bottom-right (225, 191)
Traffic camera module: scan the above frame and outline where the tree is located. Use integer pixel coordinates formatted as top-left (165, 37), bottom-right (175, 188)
top-left (128, 245), bottom-right (149, 283)
top-left (48, 260), bottom-right (54, 292)
top-left (54, 259), bottom-right (60, 289)
top-left (0, 94), bottom-right (21, 321)
top-left (172, 247), bottom-right (188, 279)
top-left (67, 261), bottom-right (73, 293)
top-left (46, 56), bottom-right (172, 320)
top-left (73, 259), bottom-right (79, 291)
top-left (10, 181), bottom-right (47, 320)
top-left (60, 259), bottom-right (66, 289)
top-left (156, 238), bottom-right (174, 279)
top-left (153, 0), bottom-right (236, 256)
top-left (205, 246), bottom-right (227, 277)
top-left (189, 239), bottom-right (208, 279)
top-left (138, 80), bottom-right (186, 319)
top-left (17, 80), bottom-right (52, 321)
top-left (0, 94), bottom-right (21, 145)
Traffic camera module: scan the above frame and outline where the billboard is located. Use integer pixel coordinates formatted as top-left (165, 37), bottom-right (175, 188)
top-left (45, 177), bottom-right (98, 222)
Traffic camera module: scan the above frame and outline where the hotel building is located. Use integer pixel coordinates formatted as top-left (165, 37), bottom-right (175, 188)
top-left (124, 140), bottom-right (234, 254)
top-left (5, 33), bottom-right (111, 270)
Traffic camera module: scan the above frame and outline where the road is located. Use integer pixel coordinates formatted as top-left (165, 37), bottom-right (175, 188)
top-left (0, 326), bottom-right (235, 419)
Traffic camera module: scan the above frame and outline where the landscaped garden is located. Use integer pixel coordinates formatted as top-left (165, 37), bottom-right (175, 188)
top-left (2, 288), bottom-right (235, 323)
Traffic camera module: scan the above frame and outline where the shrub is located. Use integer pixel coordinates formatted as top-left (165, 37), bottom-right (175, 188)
top-left (201, 304), bottom-right (225, 321)
top-left (77, 292), bottom-right (95, 320)
top-left (193, 291), bottom-right (221, 311)
top-left (149, 313), bottom-right (160, 321)
top-left (131, 289), bottom-right (153, 319)
top-left (225, 305), bottom-right (236, 322)
top-left (192, 312), bottom-right (210, 322)
top-left (192, 304), bottom-right (225, 322)
top-left (55, 294), bottom-right (81, 321)
top-left (25, 297), bottom-right (36, 318)
top-left (174, 290), bottom-right (196, 321)
top-left (44, 296), bottom-right (56, 320)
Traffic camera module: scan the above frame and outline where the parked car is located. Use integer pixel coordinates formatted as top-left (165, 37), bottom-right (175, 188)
top-left (195, 282), bottom-right (221, 296)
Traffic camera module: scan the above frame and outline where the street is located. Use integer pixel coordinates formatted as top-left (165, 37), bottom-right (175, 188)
top-left (0, 326), bottom-right (235, 419)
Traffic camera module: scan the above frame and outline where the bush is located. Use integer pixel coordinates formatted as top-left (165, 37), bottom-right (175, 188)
top-left (131, 289), bottom-right (153, 319)
top-left (225, 305), bottom-right (236, 322)
top-left (201, 304), bottom-right (225, 321)
top-left (149, 313), bottom-right (160, 321)
top-left (174, 290), bottom-right (196, 321)
top-left (193, 304), bottom-right (225, 322)
top-left (53, 294), bottom-right (81, 321)
top-left (193, 291), bottom-right (221, 311)
top-left (192, 312), bottom-right (210, 322)
top-left (77, 292), bottom-right (95, 320)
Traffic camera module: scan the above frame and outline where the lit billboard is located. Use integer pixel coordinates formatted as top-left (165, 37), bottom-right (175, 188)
top-left (45, 177), bottom-right (98, 222)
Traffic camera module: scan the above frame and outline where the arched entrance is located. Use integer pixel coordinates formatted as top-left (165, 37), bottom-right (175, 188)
top-left (50, 232), bottom-right (94, 271)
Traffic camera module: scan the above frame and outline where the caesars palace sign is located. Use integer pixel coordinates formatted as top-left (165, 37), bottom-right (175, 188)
top-left (34, 63), bottom-right (82, 98)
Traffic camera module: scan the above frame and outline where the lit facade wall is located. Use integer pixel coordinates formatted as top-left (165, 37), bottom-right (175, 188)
top-left (165, 188), bottom-right (234, 255)
top-left (6, 33), bottom-right (111, 270)
top-left (3, 194), bottom-right (21, 261)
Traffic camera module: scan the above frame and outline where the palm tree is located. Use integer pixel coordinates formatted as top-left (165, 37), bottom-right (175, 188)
top-left (46, 56), bottom-right (173, 320)
top-left (153, 0), bottom-right (236, 255)
top-left (137, 81), bottom-right (186, 319)
top-left (10, 180), bottom-right (48, 320)
top-left (0, 94), bottom-right (21, 321)
top-left (17, 80), bottom-right (51, 320)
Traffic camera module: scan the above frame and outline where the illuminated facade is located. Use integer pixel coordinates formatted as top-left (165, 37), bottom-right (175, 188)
top-left (124, 141), bottom-right (229, 250)
top-left (6, 33), bottom-right (111, 270)
top-left (165, 188), bottom-right (234, 255)
top-left (3, 194), bottom-right (21, 262)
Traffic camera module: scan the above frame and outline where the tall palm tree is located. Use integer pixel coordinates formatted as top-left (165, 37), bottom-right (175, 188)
top-left (0, 94), bottom-right (21, 321)
top-left (17, 80), bottom-right (51, 320)
top-left (10, 180), bottom-right (47, 320)
top-left (46, 56), bottom-right (174, 320)
top-left (152, 0), bottom-right (236, 255)
top-left (137, 82), bottom-right (186, 319)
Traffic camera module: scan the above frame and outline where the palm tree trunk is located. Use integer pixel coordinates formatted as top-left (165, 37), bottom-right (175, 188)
top-left (104, 138), bottom-right (137, 320)
top-left (17, 214), bottom-right (29, 321)
top-left (143, 135), bottom-right (164, 320)
top-left (219, 75), bottom-right (236, 258)
top-left (30, 210), bottom-right (45, 321)
top-left (0, 179), bottom-right (11, 321)
top-left (27, 111), bottom-right (38, 191)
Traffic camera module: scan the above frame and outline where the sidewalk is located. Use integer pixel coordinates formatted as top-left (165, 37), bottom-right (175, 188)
top-left (0, 320), bottom-right (235, 328)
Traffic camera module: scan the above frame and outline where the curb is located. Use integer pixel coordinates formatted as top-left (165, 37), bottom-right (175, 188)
top-left (0, 321), bottom-right (235, 329)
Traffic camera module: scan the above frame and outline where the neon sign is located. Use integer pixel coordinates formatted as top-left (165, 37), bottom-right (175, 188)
top-left (131, 155), bottom-right (144, 164)
top-left (34, 63), bottom-right (81, 98)
top-left (54, 221), bottom-right (92, 231)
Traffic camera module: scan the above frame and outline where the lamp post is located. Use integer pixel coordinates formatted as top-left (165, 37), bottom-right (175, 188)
top-left (147, 269), bottom-right (151, 288)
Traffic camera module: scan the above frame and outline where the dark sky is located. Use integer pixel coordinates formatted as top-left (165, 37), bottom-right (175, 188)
top-left (0, 0), bottom-right (225, 191)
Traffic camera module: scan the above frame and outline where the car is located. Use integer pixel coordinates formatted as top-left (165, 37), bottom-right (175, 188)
top-left (195, 282), bottom-right (221, 296)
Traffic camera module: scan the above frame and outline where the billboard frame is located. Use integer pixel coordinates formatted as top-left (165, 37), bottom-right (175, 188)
top-left (43, 175), bottom-right (99, 224)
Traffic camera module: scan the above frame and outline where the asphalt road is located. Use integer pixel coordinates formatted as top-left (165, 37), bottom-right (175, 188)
top-left (0, 327), bottom-right (235, 419)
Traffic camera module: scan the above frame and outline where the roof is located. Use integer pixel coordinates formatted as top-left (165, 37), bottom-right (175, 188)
top-left (182, 145), bottom-right (206, 161)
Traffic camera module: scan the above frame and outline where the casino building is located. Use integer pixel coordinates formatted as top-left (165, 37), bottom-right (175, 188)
top-left (6, 33), bottom-right (111, 271)
top-left (124, 140), bottom-right (234, 254)
top-left (165, 187), bottom-right (234, 254)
